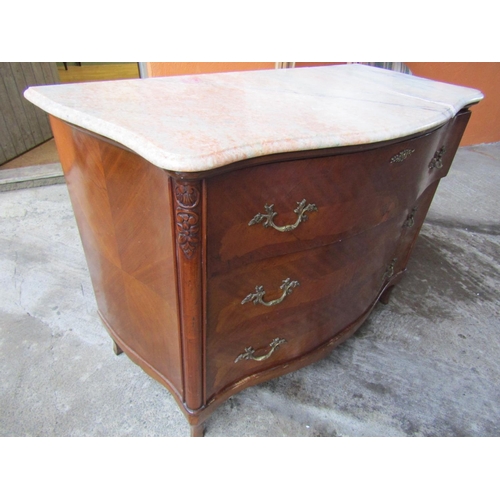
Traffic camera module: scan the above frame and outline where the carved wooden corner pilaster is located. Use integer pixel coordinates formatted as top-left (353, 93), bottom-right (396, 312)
top-left (172, 178), bottom-right (205, 413)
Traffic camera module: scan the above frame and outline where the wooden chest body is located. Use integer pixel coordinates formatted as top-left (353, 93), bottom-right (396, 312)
top-left (49, 108), bottom-right (471, 436)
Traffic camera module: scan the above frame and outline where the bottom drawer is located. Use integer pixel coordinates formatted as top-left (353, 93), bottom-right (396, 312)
top-left (205, 214), bottom-right (405, 398)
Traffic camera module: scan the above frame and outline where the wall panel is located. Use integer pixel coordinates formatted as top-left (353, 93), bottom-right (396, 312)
top-left (0, 62), bottom-right (59, 165)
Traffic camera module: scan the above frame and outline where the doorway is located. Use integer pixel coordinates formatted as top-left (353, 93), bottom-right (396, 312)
top-left (57, 62), bottom-right (141, 83)
top-left (0, 62), bottom-right (142, 176)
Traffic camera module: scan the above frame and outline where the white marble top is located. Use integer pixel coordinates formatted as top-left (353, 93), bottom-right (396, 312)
top-left (24, 64), bottom-right (483, 172)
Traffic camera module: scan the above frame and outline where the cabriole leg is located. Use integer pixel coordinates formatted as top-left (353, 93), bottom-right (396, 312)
top-left (379, 285), bottom-right (395, 305)
top-left (112, 339), bottom-right (123, 355)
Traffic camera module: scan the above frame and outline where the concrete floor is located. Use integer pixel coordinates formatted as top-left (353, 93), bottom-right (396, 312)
top-left (1, 144), bottom-right (499, 437)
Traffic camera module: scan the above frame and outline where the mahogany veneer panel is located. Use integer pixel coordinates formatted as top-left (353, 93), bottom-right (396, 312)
top-left (50, 116), bottom-right (183, 396)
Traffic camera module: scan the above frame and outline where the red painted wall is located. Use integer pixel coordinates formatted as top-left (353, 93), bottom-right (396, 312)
top-left (406, 63), bottom-right (499, 146)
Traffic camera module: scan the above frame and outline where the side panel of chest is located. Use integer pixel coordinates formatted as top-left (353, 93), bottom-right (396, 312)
top-left (50, 117), bottom-right (184, 400)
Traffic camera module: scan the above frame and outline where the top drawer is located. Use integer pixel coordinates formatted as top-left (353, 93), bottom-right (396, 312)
top-left (205, 111), bottom-right (470, 275)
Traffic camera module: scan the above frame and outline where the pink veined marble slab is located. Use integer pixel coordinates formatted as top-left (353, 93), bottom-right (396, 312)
top-left (24, 64), bottom-right (483, 173)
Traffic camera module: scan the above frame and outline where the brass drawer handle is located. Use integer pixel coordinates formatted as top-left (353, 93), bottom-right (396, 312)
top-left (403, 206), bottom-right (417, 228)
top-left (429, 146), bottom-right (446, 169)
top-left (383, 258), bottom-right (397, 281)
top-left (235, 338), bottom-right (287, 363)
top-left (249, 199), bottom-right (317, 232)
top-left (241, 278), bottom-right (299, 307)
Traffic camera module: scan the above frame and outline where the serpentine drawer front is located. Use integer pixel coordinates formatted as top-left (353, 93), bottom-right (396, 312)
top-left (24, 64), bottom-right (483, 436)
top-left (206, 112), bottom-right (469, 276)
top-left (206, 214), bottom-right (405, 398)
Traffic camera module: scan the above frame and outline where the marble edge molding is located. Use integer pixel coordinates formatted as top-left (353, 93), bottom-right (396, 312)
top-left (23, 66), bottom-right (484, 173)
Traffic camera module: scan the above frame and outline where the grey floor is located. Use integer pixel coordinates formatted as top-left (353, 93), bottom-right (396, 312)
top-left (1, 144), bottom-right (499, 437)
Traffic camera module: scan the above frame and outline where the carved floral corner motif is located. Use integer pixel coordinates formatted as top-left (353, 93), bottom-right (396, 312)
top-left (173, 181), bottom-right (202, 259)
top-left (174, 183), bottom-right (200, 208)
top-left (176, 209), bottom-right (200, 259)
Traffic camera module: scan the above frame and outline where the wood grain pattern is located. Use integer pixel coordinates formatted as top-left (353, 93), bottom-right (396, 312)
top-left (206, 215), bottom-right (404, 397)
top-left (205, 114), bottom-right (469, 277)
top-left (50, 116), bottom-right (183, 397)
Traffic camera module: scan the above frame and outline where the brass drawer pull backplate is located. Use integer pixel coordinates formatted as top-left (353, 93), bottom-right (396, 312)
top-left (241, 278), bottom-right (299, 307)
top-left (391, 148), bottom-right (415, 163)
top-left (429, 146), bottom-right (447, 170)
top-left (383, 258), bottom-right (397, 281)
top-left (235, 338), bottom-right (287, 363)
top-left (403, 206), bottom-right (417, 228)
top-left (249, 199), bottom-right (317, 232)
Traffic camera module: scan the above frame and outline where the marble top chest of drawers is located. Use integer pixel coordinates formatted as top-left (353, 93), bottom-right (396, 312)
top-left (24, 64), bottom-right (483, 436)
